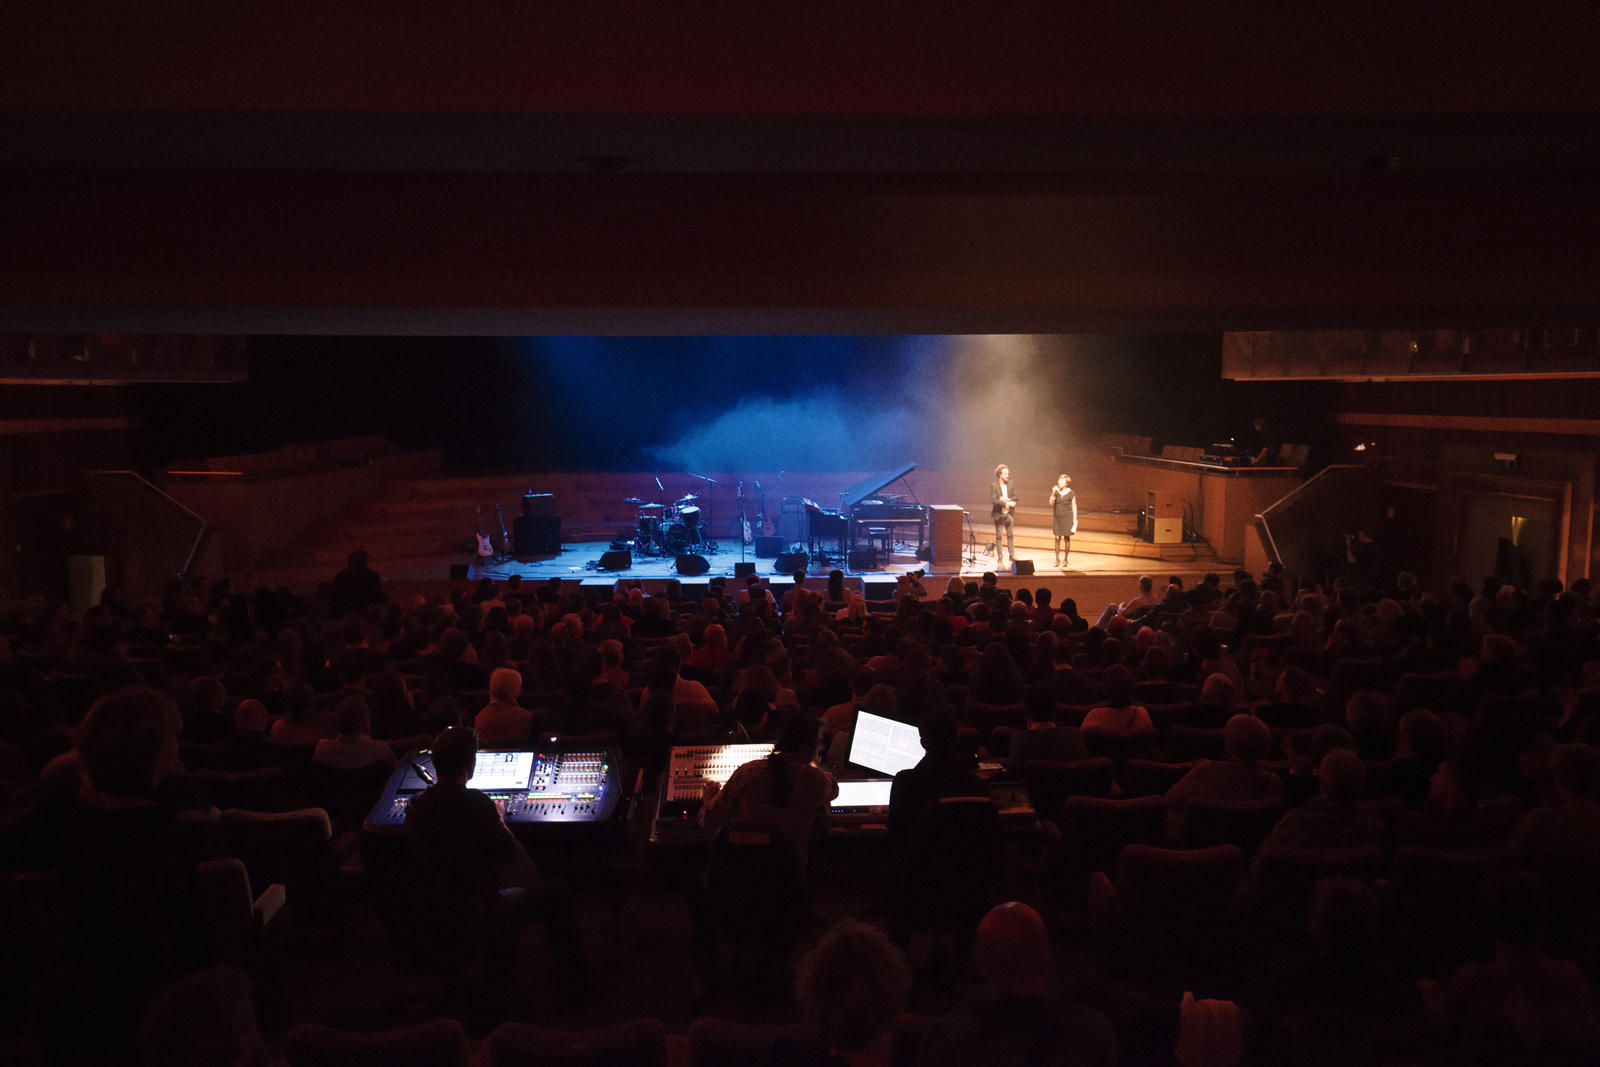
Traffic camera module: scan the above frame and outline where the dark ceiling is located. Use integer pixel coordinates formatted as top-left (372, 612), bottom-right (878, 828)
top-left (4, 4), bottom-right (1600, 334)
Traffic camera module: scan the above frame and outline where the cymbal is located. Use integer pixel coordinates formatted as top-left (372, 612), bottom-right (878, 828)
top-left (676, 494), bottom-right (699, 503)
top-left (624, 497), bottom-right (644, 504)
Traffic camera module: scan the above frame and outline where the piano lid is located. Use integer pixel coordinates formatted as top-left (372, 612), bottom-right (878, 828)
top-left (839, 463), bottom-right (917, 511)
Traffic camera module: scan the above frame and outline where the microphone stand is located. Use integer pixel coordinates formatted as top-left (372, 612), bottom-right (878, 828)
top-left (737, 479), bottom-right (749, 565)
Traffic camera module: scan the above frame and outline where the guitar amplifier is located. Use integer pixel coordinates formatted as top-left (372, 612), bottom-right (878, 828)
top-left (754, 535), bottom-right (784, 558)
top-left (515, 514), bottom-right (562, 555)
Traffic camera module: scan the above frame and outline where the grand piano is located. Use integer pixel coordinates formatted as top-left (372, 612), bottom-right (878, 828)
top-left (841, 463), bottom-right (927, 563)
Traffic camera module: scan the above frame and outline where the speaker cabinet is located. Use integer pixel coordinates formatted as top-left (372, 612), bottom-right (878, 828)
top-left (514, 514), bottom-right (562, 555)
top-left (848, 548), bottom-right (878, 570)
top-left (775, 550), bottom-right (809, 573)
top-left (929, 504), bottom-right (965, 568)
top-left (598, 548), bottom-right (632, 571)
top-left (1152, 518), bottom-right (1182, 544)
top-left (1146, 490), bottom-right (1182, 519)
top-left (1011, 559), bottom-right (1035, 576)
top-left (753, 535), bottom-right (784, 558)
top-left (734, 561), bottom-right (757, 578)
top-left (675, 554), bottom-right (710, 576)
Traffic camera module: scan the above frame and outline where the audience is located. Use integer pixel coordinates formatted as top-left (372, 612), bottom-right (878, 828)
top-left (1, 548), bottom-right (1598, 1063)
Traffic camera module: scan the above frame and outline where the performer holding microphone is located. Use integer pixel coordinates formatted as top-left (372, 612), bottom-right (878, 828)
top-left (1050, 474), bottom-right (1078, 569)
top-left (991, 463), bottom-right (1018, 567)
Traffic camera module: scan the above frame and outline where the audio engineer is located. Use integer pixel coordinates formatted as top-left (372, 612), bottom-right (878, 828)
top-left (699, 713), bottom-right (838, 869)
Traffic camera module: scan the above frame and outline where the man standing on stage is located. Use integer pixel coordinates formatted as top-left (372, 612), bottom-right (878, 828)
top-left (1050, 473), bottom-right (1078, 569)
top-left (991, 463), bottom-right (1018, 568)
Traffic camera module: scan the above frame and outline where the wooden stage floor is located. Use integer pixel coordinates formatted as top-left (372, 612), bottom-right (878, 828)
top-left (463, 535), bottom-right (1225, 606)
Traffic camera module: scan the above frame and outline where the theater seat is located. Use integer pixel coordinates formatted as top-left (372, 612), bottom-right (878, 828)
top-left (1021, 757), bottom-right (1115, 823)
top-left (1062, 794), bottom-right (1169, 874)
top-left (1180, 796), bottom-right (1289, 854)
top-left (687, 1017), bottom-right (808, 1067)
top-left (1108, 844), bottom-right (1246, 996)
top-left (482, 1018), bottom-right (668, 1067)
top-left (285, 1018), bottom-right (471, 1067)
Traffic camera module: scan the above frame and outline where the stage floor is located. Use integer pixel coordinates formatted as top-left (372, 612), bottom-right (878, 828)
top-left (466, 536), bottom-right (1219, 587)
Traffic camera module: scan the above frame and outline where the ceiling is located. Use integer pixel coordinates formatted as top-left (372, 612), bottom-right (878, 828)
top-left (4, 4), bottom-right (1600, 335)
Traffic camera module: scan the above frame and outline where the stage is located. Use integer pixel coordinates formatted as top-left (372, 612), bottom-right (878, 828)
top-left (462, 534), bottom-right (1224, 606)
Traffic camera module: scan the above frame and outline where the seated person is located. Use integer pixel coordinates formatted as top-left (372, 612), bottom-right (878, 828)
top-left (1512, 741), bottom-right (1600, 866)
top-left (701, 713), bottom-right (838, 870)
top-left (889, 708), bottom-right (987, 851)
top-left (1245, 877), bottom-right (1422, 1052)
top-left (787, 919), bottom-right (912, 1067)
top-left (404, 726), bottom-right (584, 1002)
top-left (1191, 671), bottom-right (1242, 729)
top-left (1080, 665), bottom-right (1157, 743)
top-left (1007, 684), bottom-right (1088, 776)
top-left (1257, 749), bottom-right (1383, 862)
top-left (917, 901), bottom-right (1117, 1067)
top-left (1165, 714), bottom-right (1286, 839)
top-left (1442, 871), bottom-right (1595, 1060)
top-left (216, 697), bottom-right (271, 770)
top-left (1254, 665), bottom-right (1322, 728)
top-left (312, 694), bottom-right (396, 770)
top-left (474, 667), bottom-right (533, 749)
top-left (24, 688), bottom-right (209, 1064)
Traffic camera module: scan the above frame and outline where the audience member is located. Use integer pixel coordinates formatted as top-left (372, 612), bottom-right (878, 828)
top-left (313, 693), bottom-right (396, 769)
top-left (474, 666), bottom-right (533, 748)
top-left (917, 901), bottom-right (1117, 1067)
top-left (701, 713), bottom-right (838, 869)
top-left (786, 919), bottom-right (911, 1067)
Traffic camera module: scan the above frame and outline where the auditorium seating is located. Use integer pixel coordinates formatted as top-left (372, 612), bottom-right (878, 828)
top-left (1, 546), bottom-right (1596, 1062)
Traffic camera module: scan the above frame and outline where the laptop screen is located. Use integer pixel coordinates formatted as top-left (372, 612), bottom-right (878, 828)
top-left (846, 708), bottom-right (924, 778)
top-left (831, 778), bottom-right (894, 810)
top-left (465, 750), bottom-right (535, 792)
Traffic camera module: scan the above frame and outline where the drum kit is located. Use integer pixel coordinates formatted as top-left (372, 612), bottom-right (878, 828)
top-left (624, 494), bottom-right (710, 556)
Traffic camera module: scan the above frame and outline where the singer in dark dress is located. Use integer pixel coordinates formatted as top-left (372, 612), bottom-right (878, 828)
top-left (1050, 474), bottom-right (1078, 568)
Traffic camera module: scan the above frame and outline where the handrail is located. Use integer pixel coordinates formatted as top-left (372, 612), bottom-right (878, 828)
top-left (81, 470), bottom-right (211, 579)
top-left (1258, 464), bottom-right (1365, 521)
top-left (82, 470), bottom-right (209, 524)
top-left (1254, 465), bottom-right (1377, 572)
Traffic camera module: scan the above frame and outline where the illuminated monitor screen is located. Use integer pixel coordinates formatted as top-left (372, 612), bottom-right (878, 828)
top-left (466, 750), bottom-right (534, 792)
top-left (831, 778), bottom-right (894, 810)
top-left (846, 709), bottom-right (924, 778)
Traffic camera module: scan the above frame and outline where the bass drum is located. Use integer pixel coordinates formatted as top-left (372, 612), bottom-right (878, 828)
top-left (663, 522), bottom-right (701, 552)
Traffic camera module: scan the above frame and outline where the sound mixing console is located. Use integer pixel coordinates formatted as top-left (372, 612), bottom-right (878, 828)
top-left (365, 748), bottom-right (622, 830)
top-left (653, 742), bottom-right (775, 838)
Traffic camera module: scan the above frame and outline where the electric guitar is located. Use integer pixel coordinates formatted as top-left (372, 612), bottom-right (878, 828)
top-left (475, 520), bottom-right (494, 559)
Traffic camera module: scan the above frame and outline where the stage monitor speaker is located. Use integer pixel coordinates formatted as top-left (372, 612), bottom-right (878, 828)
top-left (514, 514), bottom-right (562, 555)
top-left (675, 554), bottom-right (710, 576)
top-left (1011, 559), bottom-right (1035, 576)
top-left (753, 535), bottom-right (784, 558)
top-left (775, 551), bottom-right (809, 573)
top-left (598, 549), bottom-right (632, 571)
top-left (734, 562), bottom-right (757, 578)
top-left (848, 548), bottom-right (878, 570)
top-left (448, 563), bottom-right (470, 581)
